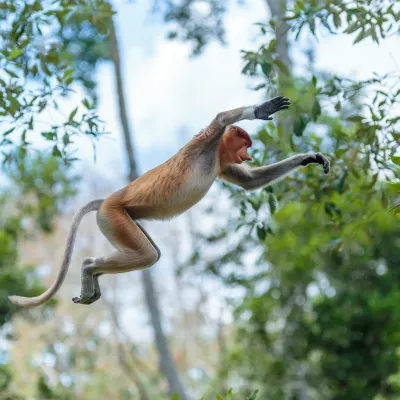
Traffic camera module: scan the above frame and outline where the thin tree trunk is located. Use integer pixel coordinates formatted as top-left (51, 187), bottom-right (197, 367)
top-left (266, 0), bottom-right (293, 136)
top-left (265, 3), bottom-right (306, 398)
top-left (110, 19), bottom-right (138, 182)
top-left (109, 16), bottom-right (189, 400)
top-left (265, 0), bottom-right (292, 73)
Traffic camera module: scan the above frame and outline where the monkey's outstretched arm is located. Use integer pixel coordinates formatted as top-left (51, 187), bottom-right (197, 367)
top-left (8, 199), bottom-right (104, 307)
top-left (220, 153), bottom-right (330, 190)
top-left (197, 97), bottom-right (290, 143)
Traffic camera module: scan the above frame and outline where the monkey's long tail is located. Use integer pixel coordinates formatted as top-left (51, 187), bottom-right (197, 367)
top-left (8, 199), bottom-right (104, 308)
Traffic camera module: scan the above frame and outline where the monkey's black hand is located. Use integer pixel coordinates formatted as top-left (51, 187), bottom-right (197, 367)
top-left (301, 152), bottom-right (330, 174)
top-left (254, 96), bottom-right (291, 120)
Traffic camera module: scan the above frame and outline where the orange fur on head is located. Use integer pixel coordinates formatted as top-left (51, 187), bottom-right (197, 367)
top-left (218, 125), bottom-right (252, 170)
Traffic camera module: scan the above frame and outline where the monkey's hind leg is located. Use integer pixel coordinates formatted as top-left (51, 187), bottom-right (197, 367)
top-left (72, 257), bottom-right (103, 305)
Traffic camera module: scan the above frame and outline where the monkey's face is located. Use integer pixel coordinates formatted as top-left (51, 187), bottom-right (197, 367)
top-left (223, 126), bottom-right (253, 164)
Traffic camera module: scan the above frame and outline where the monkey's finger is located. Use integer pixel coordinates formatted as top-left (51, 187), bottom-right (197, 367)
top-left (316, 152), bottom-right (330, 174)
top-left (323, 160), bottom-right (330, 174)
top-left (272, 96), bottom-right (290, 104)
top-left (271, 95), bottom-right (284, 102)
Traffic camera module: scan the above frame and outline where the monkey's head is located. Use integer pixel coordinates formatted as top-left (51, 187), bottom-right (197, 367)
top-left (219, 125), bottom-right (253, 168)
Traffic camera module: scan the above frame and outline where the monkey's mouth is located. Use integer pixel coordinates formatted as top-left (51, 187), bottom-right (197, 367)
top-left (237, 150), bottom-right (252, 163)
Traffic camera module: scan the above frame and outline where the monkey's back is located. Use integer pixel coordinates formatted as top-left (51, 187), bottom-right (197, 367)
top-left (108, 147), bottom-right (218, 220)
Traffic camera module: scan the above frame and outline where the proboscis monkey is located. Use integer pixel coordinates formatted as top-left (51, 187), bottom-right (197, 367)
top-left (9, 96), bottom-right (330, 307)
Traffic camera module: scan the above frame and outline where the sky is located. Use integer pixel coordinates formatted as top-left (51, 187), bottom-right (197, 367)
top-left (76, 0), bottom-right (400, 181)
top-left (24, 0), bottom-right (400, 342)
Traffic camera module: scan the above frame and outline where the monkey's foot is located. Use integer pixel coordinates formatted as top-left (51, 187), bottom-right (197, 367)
top-left (82, 274), bottom-right (102, 305)
top-left (72, 258), bottom-right (101, 305)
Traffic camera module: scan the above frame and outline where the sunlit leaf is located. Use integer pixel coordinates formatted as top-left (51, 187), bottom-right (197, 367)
top-left (388, 181), bottom-right (400, 193)
top-left (390, 155), bottom-right (400, 166)
top-left (9, 47), bottom-right (22, 59)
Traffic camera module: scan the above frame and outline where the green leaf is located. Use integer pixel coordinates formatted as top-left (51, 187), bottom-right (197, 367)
top-left (333, 13), bottom-right (341, 28)
top-left (248, 198), bottom-right (261, 212)
top-left (41, 131), bottom-right (55, 141)
top-left (312, 100), bottom-right (321, 121)
top-left (388, 182), bottom-right (400, 193)
top-left (370, 25), bottom-right (379, 43)
top-left (216, 396), bottom-right (224, 400)
top-left (253, 83), bottom-right (266, 91)
top-left (382, 191), bottom-right (388, 208)
top-left (294, 115), bottom-right (308, 136)
top-left (62, 133), bottom-right (70, 147)
top-left (309, 17), bottom-right (316, 34)
top-left (268, 194), bottom-right (277, 214)
top-left (170, 393), bottom-right (180, 400)
top-left (52, 145), bottom-right (62, 158)
top-left (227, 388), bottom-right (233, 400)
top-left (387, 202), bottom-right (400, 214)
top-left (257, 224), bottom-right (267, 241)
top-left (335, 101), bottom-right (341, 111)
top-left (353, 29), bottom-right (367, 44)
top-left (390, 155), bottom-right (400, 166)
top-left (4, 68), bottom-right (18, 79)
top-left (248, 390), bottom-right (259, 400)
top-left (347, 115), bottom-right (364, 123)
top-left (312, 75), bottom-right (317, 87)
top-left (69, 107), bottom-right (78, 121)
top-left (261, 62), bottom-right (272, 77)
top-left (3, 127), bottom-right (15, 136)
top-left (9, 47), bottom-right (22, 59)
top-left (344, 22), bottom-right (359, 34)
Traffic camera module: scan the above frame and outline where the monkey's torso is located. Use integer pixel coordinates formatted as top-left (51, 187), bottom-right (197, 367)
top-left (104, 140), bottom-right (220, 220)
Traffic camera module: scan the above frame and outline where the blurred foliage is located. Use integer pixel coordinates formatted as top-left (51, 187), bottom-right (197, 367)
top-left (0, 153), bottom-right (77, 324)
top-left (0, 153), bottom-right (77, 398)
top-left (0, 0), bottom-right (112, 166)
top-left (287, 0), bottom-right (399, 44)
top-left (55, 3), bottom-right (113, 97)
top-left (7, 152), bottom-right (79, 232)
top-left (156, 0), bottom-right (400, 55)
top-left (159, 0), bottom-right (227, 56)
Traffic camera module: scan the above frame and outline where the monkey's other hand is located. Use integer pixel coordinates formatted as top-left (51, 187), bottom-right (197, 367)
top-left (254, 96), bottom-right (290, 120)
top-left (301, 152), bottom-right (330, 174)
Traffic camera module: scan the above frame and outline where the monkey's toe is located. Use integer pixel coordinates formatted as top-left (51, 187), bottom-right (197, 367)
top-left (316, 152), bottom-right (330, 174)
top-left (84, 292), bottom-right (101, 305)
top-left (72, 295), bottom-right (95, 305)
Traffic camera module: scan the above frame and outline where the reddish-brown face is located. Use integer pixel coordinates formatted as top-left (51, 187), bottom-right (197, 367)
top-left (219, 126), bottom-right (252, 169)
